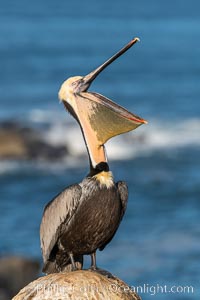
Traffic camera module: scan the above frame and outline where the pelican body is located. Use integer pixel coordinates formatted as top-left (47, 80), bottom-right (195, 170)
top-left (40, 38), bottom-right (147, 274)
top-left (41, 163), bottom-right (128, 273)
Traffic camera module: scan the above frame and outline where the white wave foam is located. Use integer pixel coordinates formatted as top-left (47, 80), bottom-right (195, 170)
top-left (140, 118), bottom-right (200, 150)
top-left (41, 117), bottom-right (200, 160)
top-left (0, 161), bottom-right (20, 175)
top-left (0, 117), bottom-right (199, 174)
top-left (21, 109), bottom-right (200, 161)
top-left (28, 109), bottom-right (65, 124)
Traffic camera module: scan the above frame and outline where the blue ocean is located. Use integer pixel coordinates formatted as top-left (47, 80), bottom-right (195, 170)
top-left (0, 0), bottom-right (199, 299)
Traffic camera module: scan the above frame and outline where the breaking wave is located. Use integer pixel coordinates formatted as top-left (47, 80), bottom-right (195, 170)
top-left (30, 110), bottom-right (200, 150)
top-left (29, 109), bottom-right (200, 158)
top-left (0, 109), bottom-right (199, 174)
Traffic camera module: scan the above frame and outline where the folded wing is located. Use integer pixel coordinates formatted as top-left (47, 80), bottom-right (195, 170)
top-left (40, 184), bottom-right (82, 264)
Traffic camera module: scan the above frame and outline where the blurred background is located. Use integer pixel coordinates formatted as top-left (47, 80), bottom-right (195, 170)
top-left (0, 0), bottom-right (199, 299)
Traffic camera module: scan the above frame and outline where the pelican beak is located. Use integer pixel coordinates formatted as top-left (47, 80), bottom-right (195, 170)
top-left (59, 38), bottom-right (147, 168)
top-left (79, 37), bottom-right (141, 91)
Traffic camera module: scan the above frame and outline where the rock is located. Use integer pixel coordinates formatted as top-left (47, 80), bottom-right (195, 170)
top-left (0, 126), bottom-right (28, 159)
top-left (0, 256), bottom-right (40, 298)
top-left (0, 121), bottom-right (68, 160)
top-left (13, 270), bottom-right (141, 300)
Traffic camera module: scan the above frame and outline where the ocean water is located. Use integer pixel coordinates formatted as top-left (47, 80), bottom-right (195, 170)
top-left (0, 0), bottom-right (200, 299)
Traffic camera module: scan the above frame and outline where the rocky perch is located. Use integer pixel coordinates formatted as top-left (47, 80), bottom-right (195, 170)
top-left (13, 270), bottom-right (141, 300)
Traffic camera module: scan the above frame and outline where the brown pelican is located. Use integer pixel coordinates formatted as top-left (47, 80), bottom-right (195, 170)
top-left (40, 38), bottom-right (147, 274)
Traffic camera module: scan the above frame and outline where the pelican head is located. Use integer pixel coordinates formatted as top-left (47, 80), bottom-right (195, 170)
top-left (59, 38), bottom-right (147, 170)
